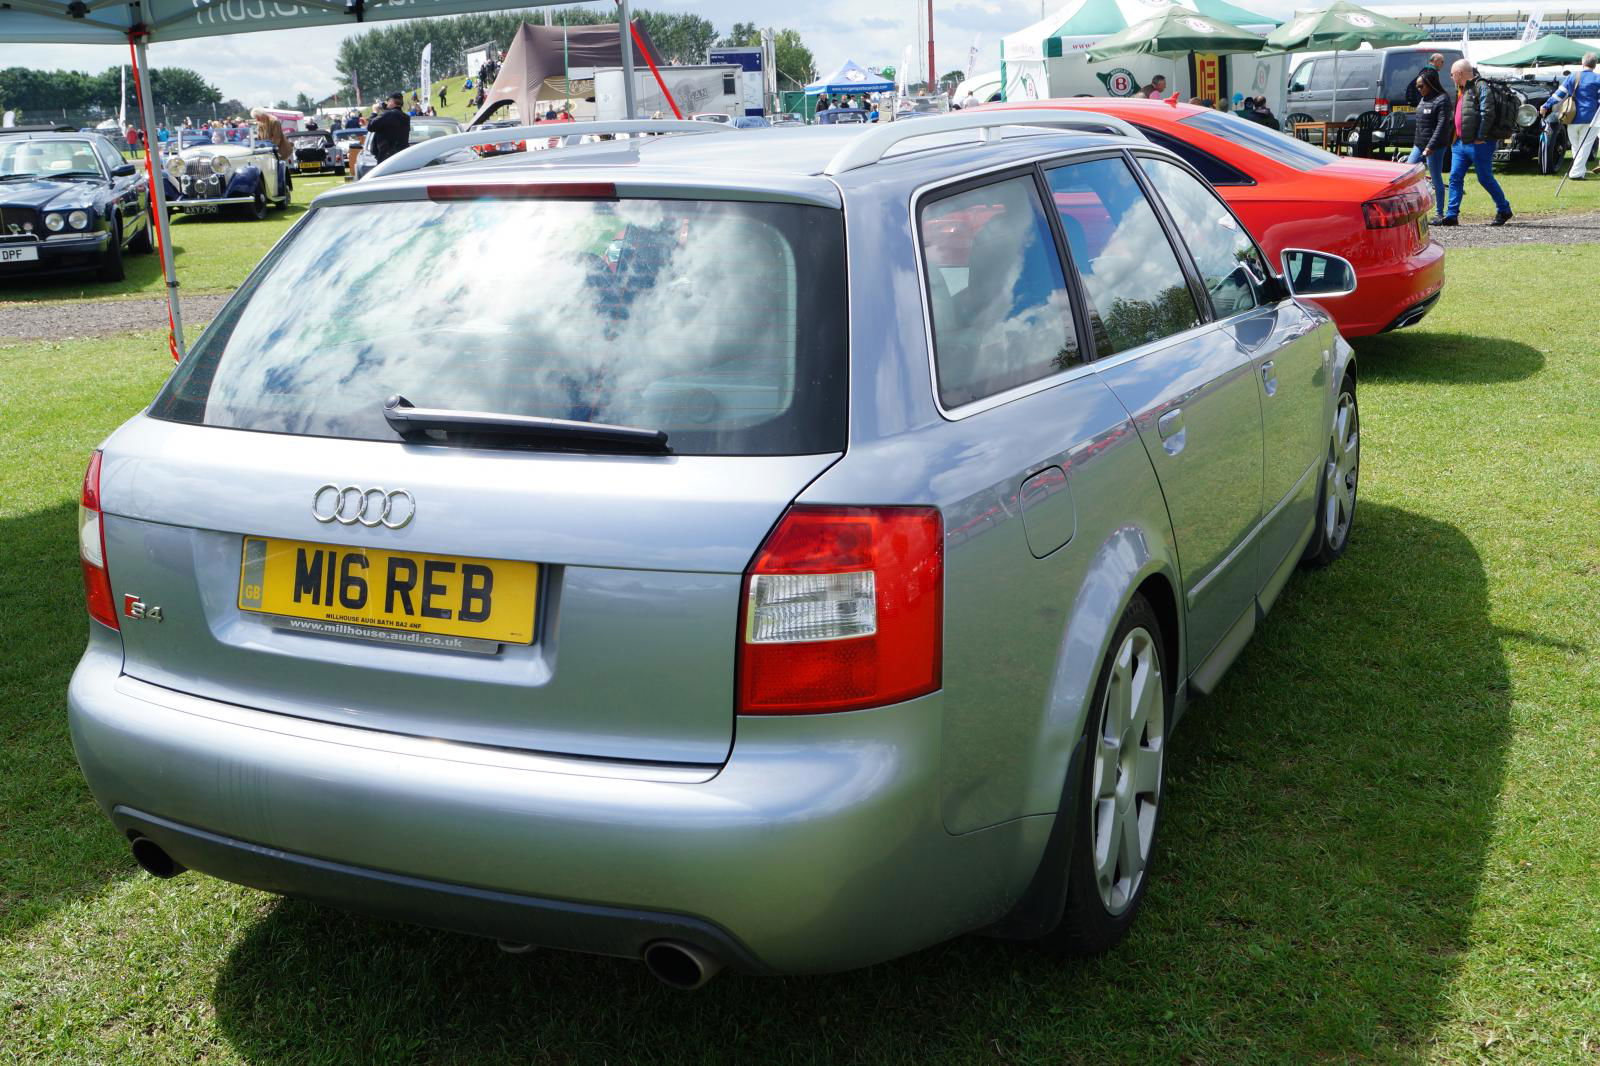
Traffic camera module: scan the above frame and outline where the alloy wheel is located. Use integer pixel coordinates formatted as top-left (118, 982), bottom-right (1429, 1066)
top-left (1088, 626), bottom-right (1165, 916)
top-left (1324, 392), bottom-right (1359, 552)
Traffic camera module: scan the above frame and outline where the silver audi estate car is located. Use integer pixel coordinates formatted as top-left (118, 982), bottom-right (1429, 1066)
top-left (70, 113), bottom-right (1361, 986)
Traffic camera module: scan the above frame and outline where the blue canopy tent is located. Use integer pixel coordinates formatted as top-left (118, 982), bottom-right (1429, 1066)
top-left (1, 0), bottom-right (623, 357)
top-left (804, 60), bottom-right (895, 96)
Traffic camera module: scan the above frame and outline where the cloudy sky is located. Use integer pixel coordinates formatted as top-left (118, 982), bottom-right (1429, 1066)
top-left (0, 0), bottom-right (1439, 105)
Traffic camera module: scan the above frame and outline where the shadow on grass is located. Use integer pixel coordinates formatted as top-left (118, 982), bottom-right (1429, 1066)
top-left (0, 500), bottom-right (132, 941)
top-left (1353, 331), bottom-right (1544, 385)
top-left (208, 502), bottom-right (1511, 1063)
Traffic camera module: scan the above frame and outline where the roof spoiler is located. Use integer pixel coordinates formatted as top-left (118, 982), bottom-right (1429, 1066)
top-left (821, 108), bottom-right (1149, 176)
top-left (363, 119), bottom-right (735, 182)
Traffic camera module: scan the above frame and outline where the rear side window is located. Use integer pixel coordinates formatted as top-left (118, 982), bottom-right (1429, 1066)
top-left (919, 173), bottom-right (1081, 410)
top-left (1337, 56), bottom-right (1380, 91)
top-left (1139, 157), bottom-right (1267, 318)
top-left (1384, 54), bottom-right (1456, 102)
top-left (1135, 126), bottom-right (1253, 186)
top-left (1044, 157), bottom-right (1200, 357)
top-left (1180, 111), bottom-right (1335, 171)
top-left (151, 197), bottom-right (848, 456)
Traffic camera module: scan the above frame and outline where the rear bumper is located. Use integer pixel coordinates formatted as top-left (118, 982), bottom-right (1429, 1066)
top-left (1315, 236), bottom-right (1445, 338)
top-left (69, 640), bottom-right (1048, 973)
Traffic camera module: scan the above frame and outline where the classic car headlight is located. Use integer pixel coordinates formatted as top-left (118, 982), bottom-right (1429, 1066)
top-left (44, 212), bottom-right (64, 232)
top-left (210, 154), bottom-right (233, 175)
top-left (67, 210), bottom-right (89, 230)
top-left (1517, 103), bottom-right (1539, 128)
top-left (165, 155), bottom-right (186, 177)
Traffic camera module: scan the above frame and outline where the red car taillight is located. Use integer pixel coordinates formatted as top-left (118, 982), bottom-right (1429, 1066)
top-left (1362, 185), bottom-right (1432, 228)
top-left (1374, 97), bottom-right (1390, 114)
top-left (79, 450), bottom-right (118, 630)
top-left (737, 505), bottom-right (943, 715)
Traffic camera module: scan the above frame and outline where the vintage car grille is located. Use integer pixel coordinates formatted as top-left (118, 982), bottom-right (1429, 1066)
top-left (295, 146), bottom-right (328, 163)
top-left (0, 205), bottom-right (42, 241)
top-left (179, 160), bottom-right (229, 197)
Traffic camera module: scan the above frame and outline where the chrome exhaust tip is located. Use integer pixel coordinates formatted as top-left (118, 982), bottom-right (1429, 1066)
top-left (129, 836), bottom-right (185, 879)
top-left (642, 940), bottom-right (723, 990)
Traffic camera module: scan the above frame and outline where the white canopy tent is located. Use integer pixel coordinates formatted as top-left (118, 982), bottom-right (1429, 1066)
top-left (1000, 0), bottom-right (1279, 102)
top-left (3, 0), bottom-right (635, 358)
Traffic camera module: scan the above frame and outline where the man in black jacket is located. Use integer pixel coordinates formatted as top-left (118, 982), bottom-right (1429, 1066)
top-left (1442, 60), bottom-right (1513, 226)
top-left (366, 93), bottom-right (411, 165)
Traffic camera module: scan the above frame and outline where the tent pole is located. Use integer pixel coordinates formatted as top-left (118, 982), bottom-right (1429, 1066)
top-left (619, 0), bottom-right (638, 119)
top-left (132, 35), bottom-right (186, 362)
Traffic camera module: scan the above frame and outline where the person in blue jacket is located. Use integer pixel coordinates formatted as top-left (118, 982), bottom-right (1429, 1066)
top-left (1541, 52), bottom-right (1600, 180)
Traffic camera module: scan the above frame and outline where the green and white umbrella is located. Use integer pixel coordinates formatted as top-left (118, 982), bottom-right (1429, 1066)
top-left (1261, 2), bottom-right (1427, 121)
top-left (1261, 1), bottom-right (1427, 53)
top-left (1087, 8), bottom-right (1266, 61)
top-left (1483, 33), bottom-right (1595, 69)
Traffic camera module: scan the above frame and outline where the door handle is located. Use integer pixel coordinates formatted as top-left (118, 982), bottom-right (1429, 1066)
top-left (1155, 409), bottom-right (1185, 454)
top-left (1260, 360), bottom-right (1278, 397)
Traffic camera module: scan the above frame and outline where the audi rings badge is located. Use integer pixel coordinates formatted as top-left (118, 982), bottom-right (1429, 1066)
top-left (312, 484), bottom-right (416, 529)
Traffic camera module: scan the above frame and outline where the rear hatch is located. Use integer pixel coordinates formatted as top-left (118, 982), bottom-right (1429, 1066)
top-left (98, 187), bottom-right (848, 764)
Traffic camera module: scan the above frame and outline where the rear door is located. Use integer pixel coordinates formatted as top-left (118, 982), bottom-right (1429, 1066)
top-left (99, 190), bottom-right (850, 765)
top-left (1137, 154), bottom-right (1326, 585)
top-left (1332, 54), bottom-right (1381, 123)
top-left (1044, 154), bottom-right (1264, 665)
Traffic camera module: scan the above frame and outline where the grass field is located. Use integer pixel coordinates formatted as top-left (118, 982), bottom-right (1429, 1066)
top-left (2, 246), bottom-right (1598, 1063)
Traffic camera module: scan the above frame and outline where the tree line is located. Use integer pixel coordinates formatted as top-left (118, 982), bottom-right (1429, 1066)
top-left (333, 6), bottom-right (819, 106)
top-left (0, 66), bottom-right (224, 117)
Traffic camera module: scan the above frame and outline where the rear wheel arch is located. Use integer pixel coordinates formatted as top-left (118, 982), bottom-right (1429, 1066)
top-left (1133, 572), bottom-right (1180, 707)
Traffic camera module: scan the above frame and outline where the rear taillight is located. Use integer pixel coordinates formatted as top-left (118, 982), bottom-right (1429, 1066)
top-left (1374, 97), bottom-right (1390, 114)
top-left (79, 450), bottom-right (118, 630)
top-left (1362, 185), bottom-right (1432, 228)
top-left (737, 505), bottom-right (942, 715)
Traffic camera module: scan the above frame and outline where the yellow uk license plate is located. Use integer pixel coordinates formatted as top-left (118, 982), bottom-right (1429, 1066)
top-left (301, 161), bottom-right (321, 170)
top-left (238, 536), bottom-right (538, 647)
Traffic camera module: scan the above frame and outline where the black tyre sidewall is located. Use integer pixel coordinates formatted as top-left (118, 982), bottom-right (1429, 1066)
top-left (96, 218), bottom-right (124, 281)
top-left (1045, 592), bottom-right (1170, 956)
top-left (1302, 376), bottom-right (1358, 569)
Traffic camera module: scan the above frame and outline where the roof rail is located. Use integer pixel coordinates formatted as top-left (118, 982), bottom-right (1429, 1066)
top-left (821, 109), bottom-right (1147, 177)
top-left (363, 119), bottom-right (736, 182)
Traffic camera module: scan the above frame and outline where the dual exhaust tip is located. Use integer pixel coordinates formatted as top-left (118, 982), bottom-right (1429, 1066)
top-left (131, 837), bottom-right (722, 988)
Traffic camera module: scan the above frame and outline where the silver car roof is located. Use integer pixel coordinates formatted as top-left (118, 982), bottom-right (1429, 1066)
top-left (311, 124), bottom-right (1143, 212)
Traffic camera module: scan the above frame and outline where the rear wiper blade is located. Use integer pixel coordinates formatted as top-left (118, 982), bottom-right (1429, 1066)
top-left (382, 394), bottom-right (669, 452)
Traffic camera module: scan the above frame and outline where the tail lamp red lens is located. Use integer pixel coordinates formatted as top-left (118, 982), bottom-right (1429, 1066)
top-left (1374, 97), bottom-right (1390, 114)
top-left (737, 506), bottom-right (943, 715)
top-left (428, 181), bottom-right (616, 201)
top-left (79, 450), bottom-right (118, 630)
top-left (1362, 185), bottom-right (1432, 228)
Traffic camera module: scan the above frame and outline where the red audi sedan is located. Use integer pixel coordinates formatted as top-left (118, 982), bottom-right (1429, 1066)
top-left (983, 98), bottom-right (1443, 337)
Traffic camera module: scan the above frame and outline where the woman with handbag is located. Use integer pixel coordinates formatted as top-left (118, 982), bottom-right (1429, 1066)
top-left (1542, 53), bottom-right (1600, 180)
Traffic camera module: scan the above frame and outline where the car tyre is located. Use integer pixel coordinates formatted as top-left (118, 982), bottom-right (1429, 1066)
top-left (246, 187), bottom-right (267, 221)
top-left (96, 219), bottom-right (125, 282)
top-left (1301, 376), bottom-right (1359, 568)
top-left (1038, 593), bottom-right (1170, 956)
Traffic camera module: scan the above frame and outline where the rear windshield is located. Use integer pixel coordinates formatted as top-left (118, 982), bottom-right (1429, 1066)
top-left (1179, 110), bottom-right (1334, 171)
top-left (151, 197), bottom-right (848, 456)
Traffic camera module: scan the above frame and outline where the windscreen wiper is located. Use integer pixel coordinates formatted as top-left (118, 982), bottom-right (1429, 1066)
top-left (382, 394), bottom-right (670, 453)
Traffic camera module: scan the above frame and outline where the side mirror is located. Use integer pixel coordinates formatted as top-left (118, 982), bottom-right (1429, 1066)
top-left (111, 162), bottom-right (137, 177)
top-left (1280, 248), bottom-right (1357, 298)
